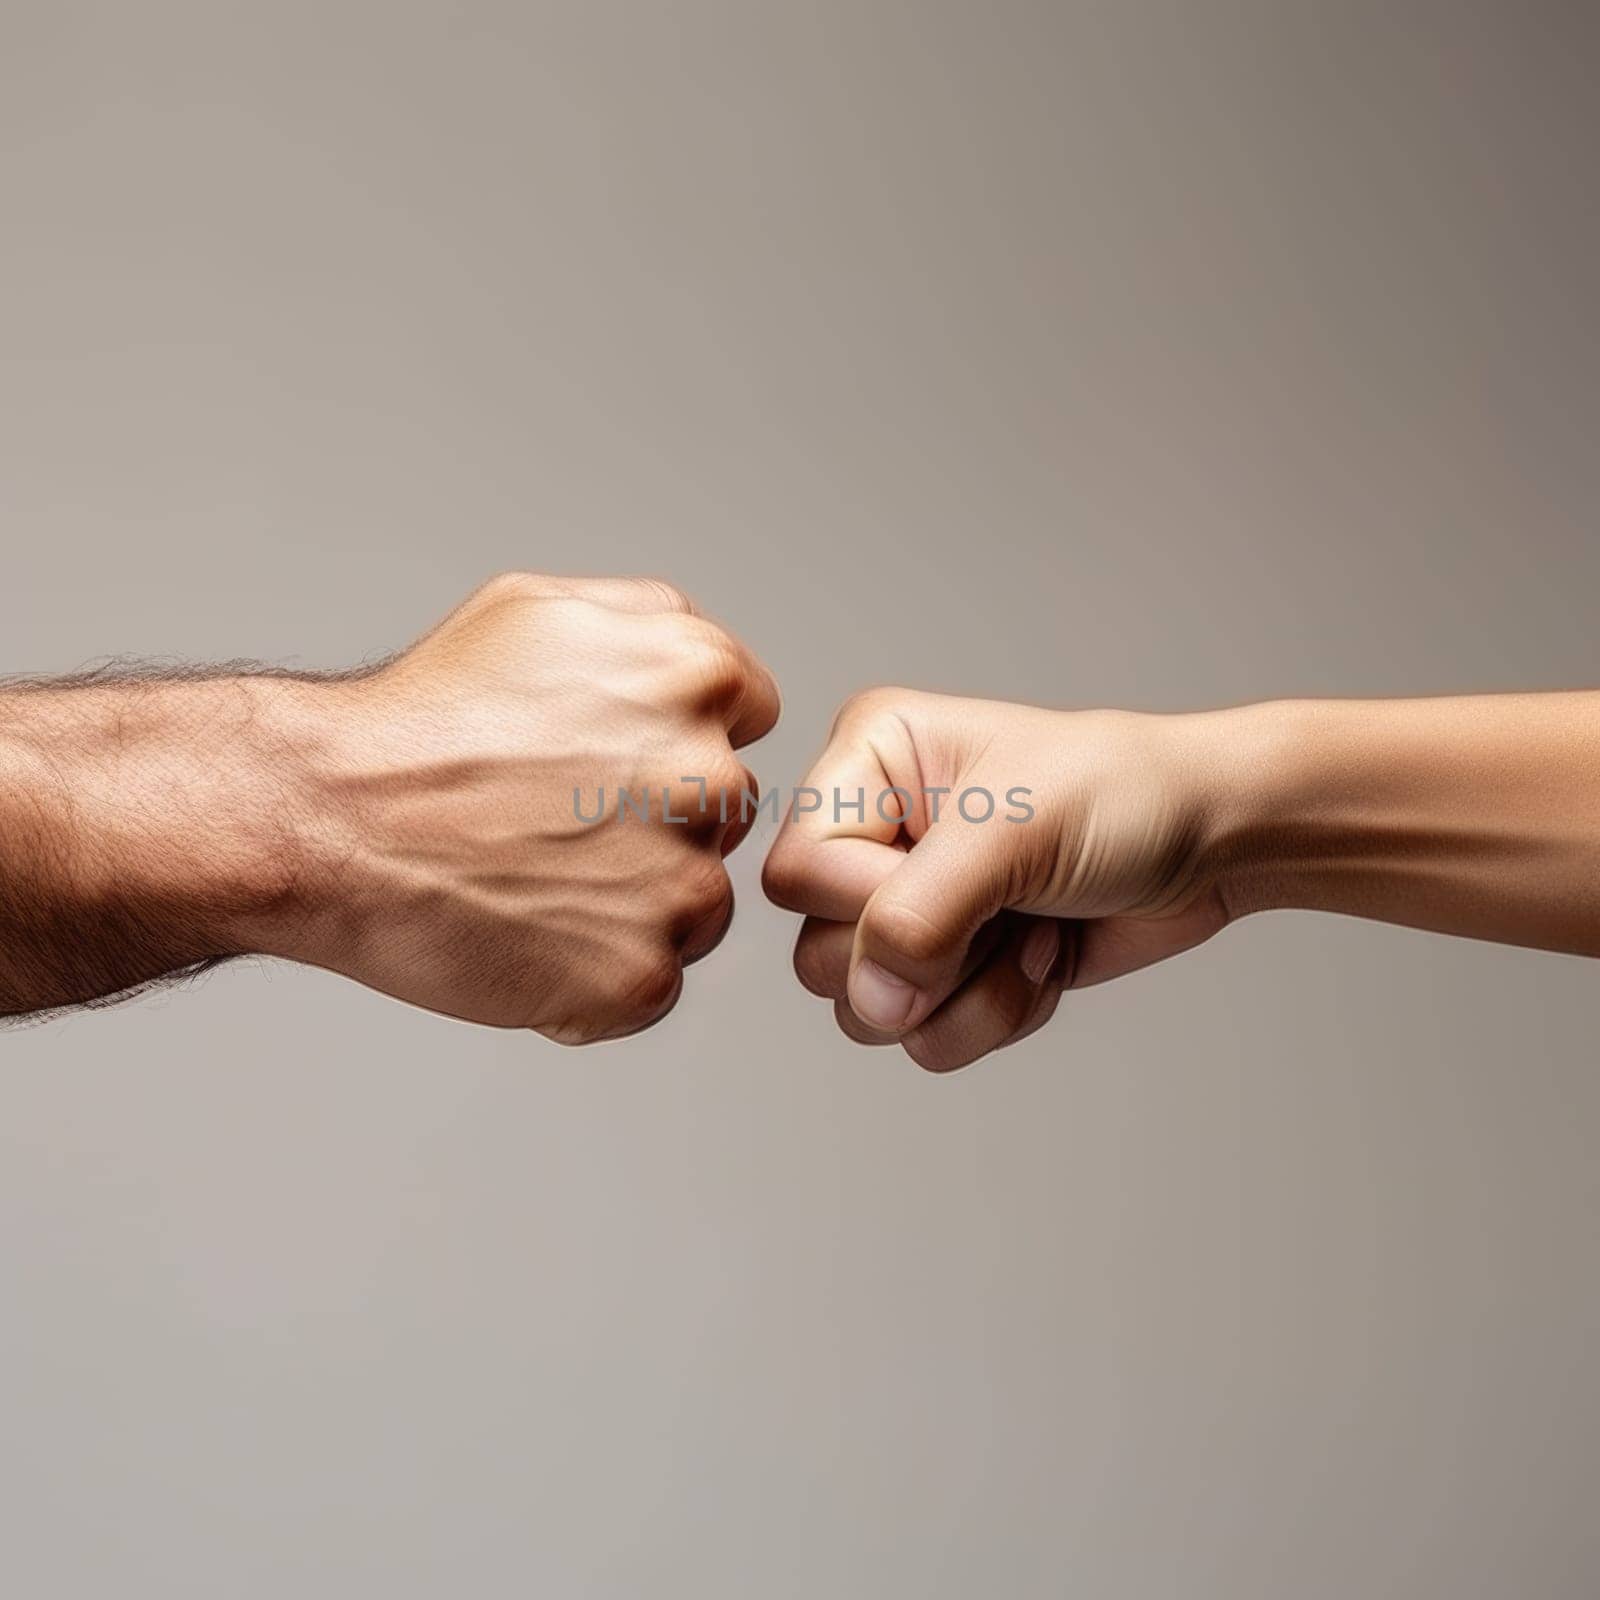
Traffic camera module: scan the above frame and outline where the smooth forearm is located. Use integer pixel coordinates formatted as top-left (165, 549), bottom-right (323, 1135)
top-left (0, 677), bottom-right (324, 1015)
top-left (1202, 694), bottom-right (1600, 954)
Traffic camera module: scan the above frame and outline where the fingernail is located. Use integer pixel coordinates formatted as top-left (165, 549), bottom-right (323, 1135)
top-left (850, 959), bottom-right (919, 1030)
top-left (1019, 921), bottom-right (1060, 986)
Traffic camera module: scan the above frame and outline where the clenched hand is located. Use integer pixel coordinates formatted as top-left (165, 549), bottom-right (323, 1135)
top-left (0, 573), bottom-right (779, 1038)
top-left (763, 686), bottom-right (1600, 1072)
top-left (761, 688), bottom-right (1229, 1072)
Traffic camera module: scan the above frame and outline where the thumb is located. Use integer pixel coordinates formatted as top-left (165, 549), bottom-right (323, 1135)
top-left (848, 821), bottom-right (1012, 1034)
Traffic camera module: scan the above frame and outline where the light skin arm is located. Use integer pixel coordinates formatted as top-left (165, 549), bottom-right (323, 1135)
top-left (1217, 693), bottom-right (1600, 952)
top-left (0, 573), bottom-right (780, 1036)
top-left (763, 690), bottom-right (1600, 1072)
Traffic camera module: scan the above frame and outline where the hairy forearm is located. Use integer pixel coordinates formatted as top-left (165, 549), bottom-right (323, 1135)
top-left (1207, 693), bottom-right (1600, 954)
top-left (0, 677), bottom-right (322, 1016)
top-left (0, 574), bottom-right (782, 1037)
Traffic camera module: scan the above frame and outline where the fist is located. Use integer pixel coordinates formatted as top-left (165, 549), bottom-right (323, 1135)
top-left (270, 573), bottom-right (779, 1042)
top-left (762, 689), bottom-right (1232, 1071)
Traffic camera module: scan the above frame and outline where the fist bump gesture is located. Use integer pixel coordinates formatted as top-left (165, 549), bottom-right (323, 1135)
top-left (3, 572), bottom-right (1595, 1051)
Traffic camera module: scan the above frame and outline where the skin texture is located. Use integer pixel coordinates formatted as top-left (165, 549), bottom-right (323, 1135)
top-left (0, 573), bottom-right (779, 1040)
top-left (3, 601), bottom-right (1595, 1059)
top-left (761, 689), bottom-right (1600, 1073)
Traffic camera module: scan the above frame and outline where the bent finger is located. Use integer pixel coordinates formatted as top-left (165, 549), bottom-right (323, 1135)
top-left (899, 916), bottom-right (1063, 1073)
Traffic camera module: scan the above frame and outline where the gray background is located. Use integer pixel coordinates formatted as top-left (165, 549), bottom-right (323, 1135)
top-left (2, 3), bottom-right (1597, 1595)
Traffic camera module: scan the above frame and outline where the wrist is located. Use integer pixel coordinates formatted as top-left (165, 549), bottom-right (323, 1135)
top-left (1178, 698), bottom-right (1331, 919)
top-left (202, 676), bottom-right (365, 963)
top-left (1, 676), bottom-right (345, 965)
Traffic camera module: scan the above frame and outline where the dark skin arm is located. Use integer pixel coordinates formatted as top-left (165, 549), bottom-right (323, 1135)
top-left (0, 573), bottom-right (779, 1036)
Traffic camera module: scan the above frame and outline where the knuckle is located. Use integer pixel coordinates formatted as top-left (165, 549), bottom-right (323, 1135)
top-left (1007, 976), bottom-right (1045, 1031)
top-left (677, 863), bottom-right (735, 958)
top-left (649, 618), bottom-right (740, 709)
top-left (761, 843), bottom-right (809, 910)
top-left (548, 943), bottom-right (683, 1043)
top-left (864, 897), bottom-right (947, 966)
top-left (537, 1015), bottom-right (608, 1047)
top-left (681, 622), bottom-right (743, 694)
top-left (704, 752), bottom-right (751, 808)
top-left (837, 685), bottom-right (909, 731)
top-left (902, 1030), bottom-right (962, 1074)
top-left (1008, 982), bottom-right (1064, 1047)
top-left (678, 854), bottom-right (734, 924)
top-left (661, 750), bottom-right (744, 828)
top-left (703, 863), bottom-right (737, 920)
top-left (476, 570), bottom-right (540, 605)
top-left (608, 947), bottom-right (684, 1028)
top-left (530, 932), bottom-right (686, 1047)
top-left (792, 933), bottom-right (838, 998)
top-left (632, 576), bottom-right (694, 614)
